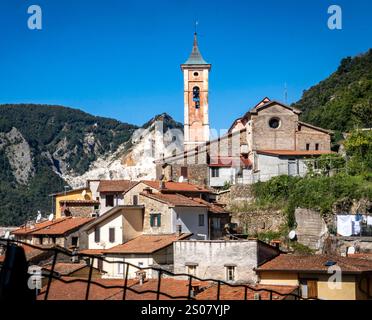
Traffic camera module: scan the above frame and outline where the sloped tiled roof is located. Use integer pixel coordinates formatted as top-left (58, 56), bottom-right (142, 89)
top-left (182, 33), bottom-right (209, 65)
top-left (30, 217), bottom-right (94, 236)
top-left (43, 263), bottom-right (89, 275)
top-left (257, 150), bottom-right (335, 156)
top-left (142, 180), bottom-right (210, 193)
top-left (97, 180), bottom-right (139, 193)
top-left (37, 278), bottom-right (202, 300)
top-left (104, 233), bottom-right (192, 254)
top-left (190, 198), bottom-right (228, 214)
top-left (256, 254), bottom-right (372, 274)
top-left (140, 192), bottom-right (207, 208)
top-left (196, 284), bottom-right (298, 300)
top-left (12, 218), bottom-right (69, 235)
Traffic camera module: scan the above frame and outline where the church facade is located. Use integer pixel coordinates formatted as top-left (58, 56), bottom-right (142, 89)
top-left (155, 34), bottom-right (333, 188)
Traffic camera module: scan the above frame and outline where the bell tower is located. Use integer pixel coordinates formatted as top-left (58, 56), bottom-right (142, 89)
top-left (181, 33), bottom-right (211, 151)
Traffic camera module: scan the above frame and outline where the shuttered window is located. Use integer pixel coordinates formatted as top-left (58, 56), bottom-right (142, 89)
top-left (133, 195), bottom-right (138, 205)
top-left (150, 214), bottom-right (161, 227)
top-left (94, 228), bottom-right (100, 243)
top-left (109, 227), bottom-right (115, 243)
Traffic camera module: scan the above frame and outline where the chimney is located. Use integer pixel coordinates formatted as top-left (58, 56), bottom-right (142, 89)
top-left (254, 293), bottom-right (261, 300)
top-left (136, 270), bottom-right (147, 285)
top-left (159, 180), bottom-right (165, 190)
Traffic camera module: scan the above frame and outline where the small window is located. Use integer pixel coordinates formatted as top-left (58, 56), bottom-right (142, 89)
top-left (94, 228), bottom-right (100, 243)
top-left (118, 261), bottom-right (124, 274)
top-left (198, 214), bottom-right (205, 227)
top-left (186, 265), bottom-right (197, 276)
top-left (306, 143), bottom-right (310, 151)
top-left (226, 266), bottom-right (235, 281)
top-left (71, 236), bottom-right (78, 247)
top-left (181, 166), bottom-right (188, 178)
top-left (109, 227), bottom-right (115, 243)
top-left (193, 72), bottom-right (199, 77)
top-left (133, 195), bottom-right (138, 205)
top-left (150, 213), bottom-right (161, 227)
top-left (106, 194), bottom-right (114, 207)
top-left (269, 117), bottom-right (281, 129)
top-left (211, 167), bottom-right (219, 178)
top-left (315, 143), bottom-right (319, 151)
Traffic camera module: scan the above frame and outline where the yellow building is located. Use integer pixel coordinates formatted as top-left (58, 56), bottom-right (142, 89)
top-left (52, 187), bottom-right (97, 219)
top-left (255, 254), bottom-right (372, 300)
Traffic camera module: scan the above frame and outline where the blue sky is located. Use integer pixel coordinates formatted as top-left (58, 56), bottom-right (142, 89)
top-left (0, 0), bottom-right (371, 130)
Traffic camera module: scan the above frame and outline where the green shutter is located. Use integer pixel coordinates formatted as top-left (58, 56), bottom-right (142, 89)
top-left (157, 214), bottom-right (161, 227)
top-left (150, 214), bottom-right (154, 227)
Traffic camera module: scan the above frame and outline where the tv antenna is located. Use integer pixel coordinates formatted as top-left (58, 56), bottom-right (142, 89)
top-left (36, 211), bottom-right (42, 223)
top-left (284, 82), bottom-right (288, 104)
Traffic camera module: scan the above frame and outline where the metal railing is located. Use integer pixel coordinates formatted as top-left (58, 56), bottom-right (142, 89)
top-left (0, 239), bottom-right (312, 301)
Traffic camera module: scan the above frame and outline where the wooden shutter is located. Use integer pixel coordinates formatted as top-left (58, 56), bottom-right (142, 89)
top-left (94, 228), bottom-right (100, 243)
top-left (157, 214), bottom-right (161, 227)
top-left (133, 195), bottom-right (138, 205)
top-left (150, 215), bottom-right (154, 227)
top-left (109, 227), bottom-right (115, 243)
top-left (307, 280), bottom-right (318, 299)
top-left (106, 194), bottom-right (114, 207)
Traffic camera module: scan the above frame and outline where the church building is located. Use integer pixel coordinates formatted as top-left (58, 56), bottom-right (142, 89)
top-left (155, 33), bottom-right (334, 188)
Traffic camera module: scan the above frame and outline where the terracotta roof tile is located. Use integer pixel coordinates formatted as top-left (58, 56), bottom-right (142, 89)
top-left (257, 150), bottom-right (335, 156)
top-left (12, 218), bottom-right (69, 235)
top-left (37, 277), bottom-right (138, 300)
top-left (97, 180), bottom-right (139, 193)
top-left (142, 180), bottom-right (210, 193)
top-left (104, 233), bottom-right (192, 254)
top-left (43, 263), bottom-right (89, 275)
top-left (141, 192), bottom-right (207, 207)
top-left (256, 254), bottom-right (372, 274)
top-left (37, 278), bottom-right (202, 300)
top-left (190, 198), bottom-right (228, 214)
top-left (78, 249), bottom-right (104, 255)
top-left (196, 284), bottom-right (298, 300)
top-left (209, 156), bottom-right (252, 168)
top-left (31, 217), bottom-right (94, 236)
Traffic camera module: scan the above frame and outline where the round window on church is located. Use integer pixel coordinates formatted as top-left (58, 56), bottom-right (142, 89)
top-left (193, 72), bottom-right (199, 77)
top-left (269, 117), bottom-right (281, 129)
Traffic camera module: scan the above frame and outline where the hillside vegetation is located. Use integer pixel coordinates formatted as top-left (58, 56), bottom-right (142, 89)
top-left (293, 49), bottom-right (372, 143)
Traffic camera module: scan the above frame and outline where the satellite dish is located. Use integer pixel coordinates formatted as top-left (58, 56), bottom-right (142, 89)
top-left (288, 230), bottom-right (296, 240)
top-left (36, 212), bottom-right (42, 223)
top-left (82, 190), bottom-right (87, 197)
top-left (48, 213), bottom-right (54, 221)
top-left (4, 231), bottom-right (10, 239)
top-left (347, 246), bottom-right (355, 255)
top-left (178, 176), bottom-right (184, 183)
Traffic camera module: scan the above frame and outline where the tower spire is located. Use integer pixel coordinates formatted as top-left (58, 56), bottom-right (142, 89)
top-left (183, 29), bottom-right (209, 65)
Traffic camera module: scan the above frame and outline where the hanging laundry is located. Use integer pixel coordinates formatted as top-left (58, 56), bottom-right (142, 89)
top-left (337, 215), bottom-right (352, 237)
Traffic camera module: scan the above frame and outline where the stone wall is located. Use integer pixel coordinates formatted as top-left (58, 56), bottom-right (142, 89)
top-left (139, 194), bottom-right (172, 234)
top-left (216, 185), bottom-right (253, 206)
top-left (295, 208), bottom-right (328, 252)
top-left (233, 210), bottom-right (286, 236)
top-left (173, 240), bottom-right (259, 283)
